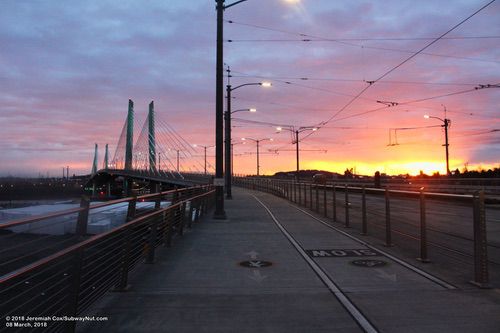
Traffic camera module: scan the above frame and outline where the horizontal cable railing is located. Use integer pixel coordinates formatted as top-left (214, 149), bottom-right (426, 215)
top-left (0, 185), bottom-right (214, 332)
top-left (235, 177), bottom-right (494, 289)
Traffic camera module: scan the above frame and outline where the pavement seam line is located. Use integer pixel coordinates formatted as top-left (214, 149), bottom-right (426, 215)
top-left (252, 194), bottom-right (379, 333)
top-left (289, 202), bottom-right (457, 290)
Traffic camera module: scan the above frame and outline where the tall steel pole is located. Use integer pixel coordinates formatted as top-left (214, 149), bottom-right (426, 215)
top-left (225, 85), bottom-right (232, 198)
top-left (148, 101), bottom-right (156, 173)
top-left (295, 130), bottom-right (299, 181)
top-left (214, 0), bottom-right (226, 218)
top-left (444, 118), bottom-right (450, 176)
top-left (256, 140), bottom-right (260, 176)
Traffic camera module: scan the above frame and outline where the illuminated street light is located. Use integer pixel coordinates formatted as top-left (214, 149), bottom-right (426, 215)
top-left (215, 0), bottom-right (251, 219)
top-left (424, 114), bottom-right (451, 176)
top-left (225, 81), bottom-right (270, 199)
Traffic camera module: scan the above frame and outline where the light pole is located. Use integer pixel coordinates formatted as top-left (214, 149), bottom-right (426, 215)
top-left (215, 0), bottom-right (250, 219)
top-left (424, 114), bottom-right (451, 176)
top-left (276, 126), bottom-right (318, 181)
top-left (194, 144), bottom-right (215, 175)
top-left (242, 137), bottom-right (274, 176)
top-left (225, 106), bottom-right (259, 199)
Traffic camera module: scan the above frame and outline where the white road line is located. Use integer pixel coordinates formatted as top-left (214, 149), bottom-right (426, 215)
top-left (252, 195), bottom-right (379, 333)
top-left (291, 204), bottom-right (457, 290)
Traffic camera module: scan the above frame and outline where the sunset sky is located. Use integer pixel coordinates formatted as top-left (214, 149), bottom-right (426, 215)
top-left (1, 0), bottom-right (499, 177)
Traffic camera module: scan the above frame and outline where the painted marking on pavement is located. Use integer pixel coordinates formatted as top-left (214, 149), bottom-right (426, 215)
top-left (291, 204), bottom-right (457, 290)
top-left (307, 249), bottom-right (381, 258)
top-left (252, 195), bottom-right (379, 333)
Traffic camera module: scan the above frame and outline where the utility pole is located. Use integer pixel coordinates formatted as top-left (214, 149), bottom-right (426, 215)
top-left (444, 118), bottom-right (450, 176)
top-left (214, 0), bottom-right (226, 219)
top-left (295, 130), bottom-right (299, 181)
top-left (225, 82), bottom-right (232, 197)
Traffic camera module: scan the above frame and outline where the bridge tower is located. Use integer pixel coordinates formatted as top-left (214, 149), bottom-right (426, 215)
top-left (148, 101), bottom-right (157, 172)
top-left (104, 144), bottom-right (109, 170)
top-left (91, 143), bottom-right (98, 175)
top-left (125, 99), bottom-right (134, 170)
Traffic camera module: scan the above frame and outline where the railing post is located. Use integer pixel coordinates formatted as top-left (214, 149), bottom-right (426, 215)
top-left (385, 189), bottom-right (393, 247)
top-left (127, 196), bottom-right (137, 221)
top-left (323, 185), bottom-right (327, 217)
top-left (298, 182), bottom-right (302, 205)
top-left (188, 201), bottom-right (194, 228)
top-left (361, 186), bottom-right (367, 235)
top-left (154, 183), bottom-right (161, 210)
top-left (179, 202), bottom-right (187, 236)
top-left (417, 189), bottom-right (430, 262)
top-left (315, 185), bottom-right (319, 212)
top-left (344, 184), bottom-right (350, 228)
top-left (309, 184), bottom-right (313, 210)
top-left (294, 181), bottom-right (297, 203)
top-left (471, 190), bottom-right (490, 288)
top-left (115, 227), bottom-right (132, 291)
top-left (76, 196), bottom-right (90, 236)
top-left (194, 198), bottom-right (201, 222)
top-left (303, 183), bottom-right (307, 206)
top-left (332, 185), bottom-right (337, 222)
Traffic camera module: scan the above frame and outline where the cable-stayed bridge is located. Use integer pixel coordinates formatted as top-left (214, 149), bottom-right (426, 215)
top-left (88, 100), bottom-right (213, 195)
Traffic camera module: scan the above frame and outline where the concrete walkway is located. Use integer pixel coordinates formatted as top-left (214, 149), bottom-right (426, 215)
top-left (78, 188), bottom-right (500, 333)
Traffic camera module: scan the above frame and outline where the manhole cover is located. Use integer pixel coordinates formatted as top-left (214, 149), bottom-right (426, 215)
top-left (239, 260), bottom-right (272, 268)
top-left (350, 259), bottom-right (387, 267)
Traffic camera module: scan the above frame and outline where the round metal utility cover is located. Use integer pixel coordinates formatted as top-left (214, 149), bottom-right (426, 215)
top-left (350, 259), bottom-right (387, 267)
top-left (239, 260), bottom-right (272, 268)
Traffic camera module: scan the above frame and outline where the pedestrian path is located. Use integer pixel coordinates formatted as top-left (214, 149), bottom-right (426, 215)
top-left (78, 188), bottom-right (500, 333)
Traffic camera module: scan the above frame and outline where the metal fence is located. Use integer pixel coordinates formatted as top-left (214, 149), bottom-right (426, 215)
top-left (235, 177), bottom-right (496, 288)
top-left (0, 185), bottom-right (214, 332)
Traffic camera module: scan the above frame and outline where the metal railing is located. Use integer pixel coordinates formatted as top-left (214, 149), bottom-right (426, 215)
top-left (235, 177), bottom-right (494, 288)
top-left (0, 185), bottom-right (214, 332)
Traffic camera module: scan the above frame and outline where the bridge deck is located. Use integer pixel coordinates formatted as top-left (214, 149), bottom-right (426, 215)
top-left (78, 188), bottom-right (500, 333)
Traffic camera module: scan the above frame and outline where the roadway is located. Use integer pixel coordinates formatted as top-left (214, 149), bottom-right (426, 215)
top-left (78, 187), bottom-right (500, 333)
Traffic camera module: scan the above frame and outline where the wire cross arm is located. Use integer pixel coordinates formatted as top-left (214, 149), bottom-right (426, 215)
top-left (223, 0), bottom-right (249, 9)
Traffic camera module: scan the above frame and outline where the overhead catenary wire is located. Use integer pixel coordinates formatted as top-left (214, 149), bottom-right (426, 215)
top-left (227, 0), bottom-right (497, 144)
top-left (229, 71), bottom-right (481, 87)
top-left (225, 18), bottom-right (500, 64)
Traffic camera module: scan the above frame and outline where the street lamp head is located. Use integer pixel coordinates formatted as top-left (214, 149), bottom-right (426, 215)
top-left (260, 82), bottom-right (272, 87)
top-left (312, 127), bottom-right (318, 131)
top-left (241, 138), bottom-right (246, 141)
top-left (276, 126), bottom-right (282, 132)
top-left (424, 115), bottom-right (430, 119)
top-left (249, 108), bottom-right (257, 112)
